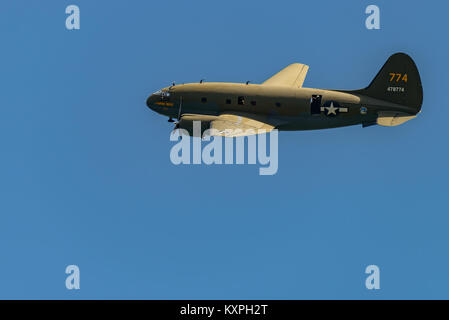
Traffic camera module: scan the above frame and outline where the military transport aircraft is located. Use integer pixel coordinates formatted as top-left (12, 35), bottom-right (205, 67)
top-left (146, 53), bottom-right (423, 136)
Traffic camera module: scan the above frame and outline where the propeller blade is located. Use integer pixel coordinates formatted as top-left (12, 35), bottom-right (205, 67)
top-left (177, 96), bottom-right (183, 121)
top-left (171, 96), bottom-right (183, 132)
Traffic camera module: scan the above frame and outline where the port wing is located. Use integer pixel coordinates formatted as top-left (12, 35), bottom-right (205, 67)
top-left (176, 113), bottom-right (276, 137)
top-left (210, 114), bottom-right (275, 137)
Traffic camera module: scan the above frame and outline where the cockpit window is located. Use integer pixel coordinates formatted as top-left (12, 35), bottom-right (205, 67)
top-left (153, 90), bottom-right (170, 97)
top-left (153, 90), bottom-right (171, 101)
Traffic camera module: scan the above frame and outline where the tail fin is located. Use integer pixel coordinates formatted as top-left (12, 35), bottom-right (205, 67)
top-left (354, 53), bottom-right (423, 114)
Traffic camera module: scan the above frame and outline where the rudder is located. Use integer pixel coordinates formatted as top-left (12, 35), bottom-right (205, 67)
top-left (354, 53), bottom-right (423, 113)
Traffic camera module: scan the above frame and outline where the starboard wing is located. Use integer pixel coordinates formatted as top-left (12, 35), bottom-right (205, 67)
top-left (262, 63), bottom-right (309, 88)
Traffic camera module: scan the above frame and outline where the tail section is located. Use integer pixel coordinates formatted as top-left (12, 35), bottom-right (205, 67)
top-left (354, 53), bottom-right (423, 114)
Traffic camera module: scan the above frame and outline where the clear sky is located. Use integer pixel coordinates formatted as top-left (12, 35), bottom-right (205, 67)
top-left (1, 0), bottom-right (448, 299)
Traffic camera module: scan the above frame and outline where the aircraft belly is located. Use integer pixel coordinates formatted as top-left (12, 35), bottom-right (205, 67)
top-left (277, 115), bottom-right (365, 131)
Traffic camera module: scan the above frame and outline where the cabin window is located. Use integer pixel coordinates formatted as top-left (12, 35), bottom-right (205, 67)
top-left (250, 101), bottom-right (256, 106)
top-left (226, 99), bottom-right (231, 104)
top-left (238, 96), bottom-right (245, 105)
top-left (201, 97), bottom-right (207, 103)
top-left (275, 102), bottom-right (281, 107)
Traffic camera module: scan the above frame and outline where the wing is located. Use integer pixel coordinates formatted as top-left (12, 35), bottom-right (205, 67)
top-left (176, 114), bottom-right (217, 137)
top-left (177, 113), bottom-right (275, 137)
top-left (210, 114), bottom-right (275, 137)
top-left (262, 63), bottom-right (309, 88)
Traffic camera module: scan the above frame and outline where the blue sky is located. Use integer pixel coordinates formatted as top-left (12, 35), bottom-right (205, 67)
top-left (0, 0), bottom-right (448, 299)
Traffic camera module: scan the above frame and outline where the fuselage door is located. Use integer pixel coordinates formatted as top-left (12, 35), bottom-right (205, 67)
top-left (310, 95), bottom-right (322, 115)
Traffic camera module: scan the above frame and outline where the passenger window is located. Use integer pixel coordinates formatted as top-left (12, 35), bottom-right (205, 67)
top-left (238, 96), bottom-right (245, 105)
top-left (226, 99), bottom-right (231, 104)
top-left (201, 97), bottom-right (207, 103)
top-left (275, 102), bottom-right (281, 107)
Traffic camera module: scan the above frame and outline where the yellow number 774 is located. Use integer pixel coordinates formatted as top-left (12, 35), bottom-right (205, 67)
top-left (389, 73), bottom-right (408, 83)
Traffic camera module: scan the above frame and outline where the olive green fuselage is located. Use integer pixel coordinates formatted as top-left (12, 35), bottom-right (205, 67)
top-left (146, 82), bottom-right (414, 130)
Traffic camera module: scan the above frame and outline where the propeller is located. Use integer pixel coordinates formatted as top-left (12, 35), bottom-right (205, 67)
top-left (173, 96), bottom-right (183, 131)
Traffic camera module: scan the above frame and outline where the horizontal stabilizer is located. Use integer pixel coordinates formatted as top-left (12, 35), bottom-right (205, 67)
top-left (377, 111), bottom-right (416, 126)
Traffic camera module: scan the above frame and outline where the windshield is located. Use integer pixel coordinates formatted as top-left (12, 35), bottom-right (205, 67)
top-left (153, 90), bottom-right (170, 97)
top-left (153, 90), bottom-right (171, 101)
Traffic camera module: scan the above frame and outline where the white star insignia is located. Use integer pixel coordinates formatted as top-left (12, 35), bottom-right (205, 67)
top-left (325, 102), bottom-right (338, 115)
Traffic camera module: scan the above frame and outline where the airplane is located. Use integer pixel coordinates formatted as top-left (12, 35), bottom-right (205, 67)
top-left (146, 52), bottom-right (423, 137)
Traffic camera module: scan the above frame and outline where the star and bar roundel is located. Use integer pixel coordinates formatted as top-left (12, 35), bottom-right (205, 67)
top-left (320, 101), bottom-right (348, 116)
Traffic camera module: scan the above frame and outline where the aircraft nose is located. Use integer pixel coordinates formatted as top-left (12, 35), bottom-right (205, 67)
top-left (146, 94), bottom-right (156, 110)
